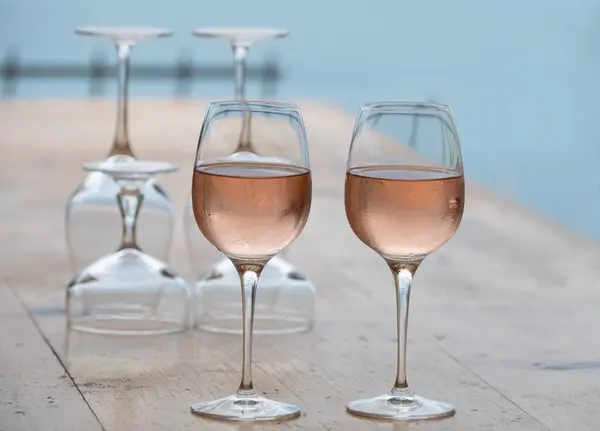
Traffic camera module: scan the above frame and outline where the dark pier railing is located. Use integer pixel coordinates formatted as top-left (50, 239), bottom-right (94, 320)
top-left (0, 49), bottom-right (282, 98)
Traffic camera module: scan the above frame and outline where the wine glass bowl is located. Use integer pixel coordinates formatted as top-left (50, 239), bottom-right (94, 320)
top-left (189, 101), bottom-right (311, 421)
top-left (66, 161), bottom-right (189, 336)
top-left (345, 165), bottom-right (463, 260)
top-left (344, 102), bottom-right (464, 421)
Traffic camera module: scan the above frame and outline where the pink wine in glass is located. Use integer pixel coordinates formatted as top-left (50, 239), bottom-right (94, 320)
top-left (192, 162), bottom-right (311, 262)
top-left (345, 165), bottom-right (464, 260)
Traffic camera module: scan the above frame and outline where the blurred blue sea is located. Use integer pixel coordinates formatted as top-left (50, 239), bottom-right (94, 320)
top-left (2, 0), bottom-right (600, 239)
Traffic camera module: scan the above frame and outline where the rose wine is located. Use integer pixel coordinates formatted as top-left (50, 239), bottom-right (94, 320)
top-left (192, 162), bottom-right (311, 262)
top-left (345, 165), bottom-right (464, 260)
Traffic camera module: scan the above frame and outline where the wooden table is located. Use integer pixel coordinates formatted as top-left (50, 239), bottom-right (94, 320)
top-left (1, 100), bottom-right (599, 431)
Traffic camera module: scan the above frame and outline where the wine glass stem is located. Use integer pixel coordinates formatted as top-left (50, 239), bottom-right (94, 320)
top-left (233, 45), bottom-right (248, 101)
top-left (237, 267), bottom-right (260, 395)
top-left (117, 187), bottom-right (143, 250)
top-left (109, 43), bottom-right (134, 158)
top-left (391, 266), bottom-right (415, 393)
top-left (232, 45), bottom-right (254, 153)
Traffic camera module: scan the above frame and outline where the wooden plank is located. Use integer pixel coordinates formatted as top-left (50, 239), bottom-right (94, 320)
top-left (32, 310), bottom-right (547, 431)
top-left (0, 279), bottom-right (103, 431)
top-left (1, 100), bottom-right (599, 430)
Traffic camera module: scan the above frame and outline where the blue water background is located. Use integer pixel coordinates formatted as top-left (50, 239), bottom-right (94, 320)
top-left (2, 0), bottom-right (600, 239)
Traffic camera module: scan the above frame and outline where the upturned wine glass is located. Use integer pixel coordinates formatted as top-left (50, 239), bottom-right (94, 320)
top-left (183, 27), bottom-right (315, 335)
top-left (344, 102), bottom-right (465, 420)
top-left (189, 101), bottom-right (311, 421)
top-left (67, 160), bottom-right (189, 335)
top-left (66, 27), bottom-right (175, 274)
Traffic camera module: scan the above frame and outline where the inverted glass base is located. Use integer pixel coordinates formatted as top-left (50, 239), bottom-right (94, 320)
top-left (69, 314), bottom-right (186, 336)
top-left (196, 311), bottom-right (311, 335)
top-left (346, 390), bottom-right (455, 421)
top-left (191, 392), bottom-right (301, 422)
top-left (194, 256), bottom-right (315, 335)
top-left (67, 248), bottom-right (189, 336)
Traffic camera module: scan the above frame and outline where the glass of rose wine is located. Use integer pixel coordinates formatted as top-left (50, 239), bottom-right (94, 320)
top-left (189, 101), bottom-right (311, 421)
top-left (344, 102), bottom-right (465, 420)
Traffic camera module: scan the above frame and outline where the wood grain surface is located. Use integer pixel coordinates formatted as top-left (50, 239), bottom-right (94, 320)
top-left (1, 100), bottom-right (599, 430)
top-left (0, 279), bottom-right (102, 431)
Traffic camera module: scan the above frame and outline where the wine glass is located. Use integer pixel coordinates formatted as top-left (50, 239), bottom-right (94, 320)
top-left (183, 27), bottom-right (315, 335)
top-left (66, 27), bottom-right (175, 275)
top-left (344, 102), bottom-right (464, 420)
top-left (67, 160), bottom-right (190, 335)
top-left (189, 101), bottom-right (311, 421)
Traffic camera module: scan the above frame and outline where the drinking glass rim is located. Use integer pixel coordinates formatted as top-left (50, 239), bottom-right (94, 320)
top-left (360, 101), bottom-right (451, 113)
top-left (206, 100), bottom-right (302, 114)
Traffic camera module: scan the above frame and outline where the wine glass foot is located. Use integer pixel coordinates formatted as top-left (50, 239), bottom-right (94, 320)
top-left (192, 27), bottom-right (288, 46)
top-left (346, 391), bottom-right (455, 421)
top-left (191, 393), bottom-right (301, 422)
